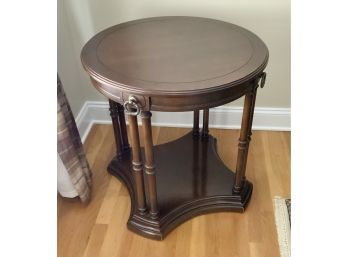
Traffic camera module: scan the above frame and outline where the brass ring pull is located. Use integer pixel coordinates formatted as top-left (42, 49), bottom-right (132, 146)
top-left (260, 72), bottom-right (267, 88)
top-left (124, 96), bottom-right (140, 116)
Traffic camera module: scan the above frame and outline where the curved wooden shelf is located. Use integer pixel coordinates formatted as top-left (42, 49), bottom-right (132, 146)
top-left (107, 132), bottom-right (253, 240)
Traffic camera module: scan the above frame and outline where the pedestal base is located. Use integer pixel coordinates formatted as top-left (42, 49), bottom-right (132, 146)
top-left (107, 132), bottom-right (253, 240)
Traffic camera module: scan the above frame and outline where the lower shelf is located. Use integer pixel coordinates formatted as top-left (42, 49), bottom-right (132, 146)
top-left (108, 132), bottom-right (253, 240)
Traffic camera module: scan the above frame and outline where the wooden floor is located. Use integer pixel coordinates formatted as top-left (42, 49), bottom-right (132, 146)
top-left (58, 124), bottom-right (290, 257)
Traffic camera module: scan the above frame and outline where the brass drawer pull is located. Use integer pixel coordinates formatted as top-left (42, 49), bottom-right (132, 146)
top-left (124, 96), bottom-right (140, 116)
top-left (260, 72), bottom-right (267, 88)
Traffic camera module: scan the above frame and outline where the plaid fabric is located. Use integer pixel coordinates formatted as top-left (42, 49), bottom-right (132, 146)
top-left (57, 75), bottom-right (92, 203)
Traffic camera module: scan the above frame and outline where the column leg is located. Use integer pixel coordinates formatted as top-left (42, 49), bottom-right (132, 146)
top-left (193, 137), bottom-right (199, 197)
top-left (141, 111), bottom-right (159, 219)
top-left (243, 86), bottom-right (257, 183)
top-left (202, 108), bottom-right (209, 139)
top-left (193, 110), bottom-right (200, 138)
top-left (233, 88), bottom-right (257, 193)
top-left (109, 99), bottom-right (122, 156)
top-left (128, 115), bottom-right (146, 214)
top-left (201, 139), bottom-right (208, 195)
top-left (116, 103), bottom-right (130, 152)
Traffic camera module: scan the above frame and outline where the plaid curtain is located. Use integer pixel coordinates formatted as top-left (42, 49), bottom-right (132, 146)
top-left (57, 75), bottom-right (92, 203)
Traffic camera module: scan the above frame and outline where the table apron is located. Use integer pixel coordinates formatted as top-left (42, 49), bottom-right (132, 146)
top-left (90, 77), bottom-right (256, 112)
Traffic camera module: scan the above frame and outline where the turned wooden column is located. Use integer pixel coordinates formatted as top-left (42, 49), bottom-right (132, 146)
top-left (193, 137), bottom-right (199, 197)
top-left (201, 139), bottom-right (208, 195)
top-left (109, 100), bottom-right (130, 156)
top-left (193, 110), bottom-right (200, 138)
top-left (128, 115), bottom-right (146, 214)
top-left (109, 100), bottom-right (123, 156)
top-left (117, 103), bottom-right (130, 151)
top-left (141, 111), bottom-right (159, 218)
top-left (243, 86), bottom-right (258, 183)
top-left (233, 86), bottom-right (258, 193)
top-left (202, 108), bottom-right (209, 139)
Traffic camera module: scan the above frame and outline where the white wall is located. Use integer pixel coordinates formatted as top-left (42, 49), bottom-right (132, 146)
top-left (57, 0), bottom-right (105, 116)
top-left (58, 0), bottom-right (290, 117)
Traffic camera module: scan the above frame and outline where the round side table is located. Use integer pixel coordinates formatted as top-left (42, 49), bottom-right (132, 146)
top-left (81, 16), bottom-right (268, 240)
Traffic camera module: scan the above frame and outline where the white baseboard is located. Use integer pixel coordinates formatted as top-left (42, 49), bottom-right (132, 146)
top-left (76, 101), bottom-right (290, 143)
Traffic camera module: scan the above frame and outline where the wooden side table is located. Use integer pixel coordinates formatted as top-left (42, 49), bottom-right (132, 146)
top-left (81, 16), bottom-right (268, 240)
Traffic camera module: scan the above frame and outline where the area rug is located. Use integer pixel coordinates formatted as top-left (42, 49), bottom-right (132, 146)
top-left (273, 197), bottom-right (291, 257)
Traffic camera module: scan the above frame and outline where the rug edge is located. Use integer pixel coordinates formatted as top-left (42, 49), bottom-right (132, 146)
top-left (274, 196), bottom-right (291, 257)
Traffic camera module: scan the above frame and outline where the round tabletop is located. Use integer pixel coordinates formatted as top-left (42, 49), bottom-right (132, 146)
top-left (81, 16), bottom-right (268, 95)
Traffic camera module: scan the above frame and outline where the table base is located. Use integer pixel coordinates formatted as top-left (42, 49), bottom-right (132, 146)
top-left (107, 132), bottom-right (253, 240)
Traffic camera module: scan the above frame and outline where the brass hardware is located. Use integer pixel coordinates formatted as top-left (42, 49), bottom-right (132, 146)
top-left (260, 72), bottom-right (267, 88)
top-left (124, 96), bottom-right (140, 116)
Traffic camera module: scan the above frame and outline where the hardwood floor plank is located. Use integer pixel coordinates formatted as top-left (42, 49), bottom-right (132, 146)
top-left (234, 214), bottom-right (251, 257)
top-left (189, 215), bottom-right (207, 257)
top-left (214, 213), bottom-right (237, 257)
top-left (98, 196), bottom-right (130, 257)
top-left (95, 178), bottom-right (122, 224)
top-left (173, 220), bottom-right (193, 257)
top-left (205, 213), bottom-right (222, 257)
top-left (82, 224), bottom-right (108, 257)
top-left (127, 234), bottom-right (151, 257)
top-left (262, 131), bottom-right (291, 197)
